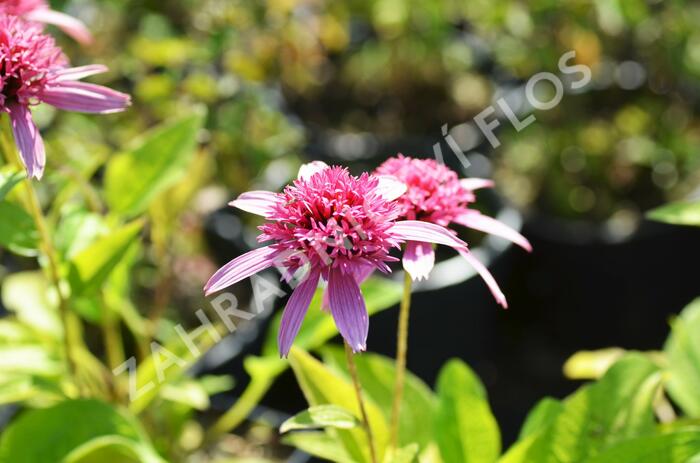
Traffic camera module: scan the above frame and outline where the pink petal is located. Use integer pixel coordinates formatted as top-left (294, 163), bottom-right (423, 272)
top-left (8, 103), bottom-right (45, 180)
top-left (40, 81), bottom-right (131, 114)
top-left (391, 220), bottom-right (468, 250)
top-left (278, 268), bottom-right (320, 357)
top-left (321, 263), bottom-right (375, 311)
top-left (402, 241), bottom-right (435, 281)
top-left (460, 178), bottom-right (495, 191)
top-left (328, 265), bottom-right (368, 353)
top-left (375, 175), bottom-right (407, 201)
top-left (204, 246), bottom-right (278, 295)
top-left (229, 190), bottom-right (279, 217)
top-left (456, 248), bottom-right (508, 308)
top-left (297, 161), bottom-right (329, 180)
top-left (24, 8), bottom-right (93, 45)
top-left (454, 211), bottom-right (532, 252)
top-left (53, 65), bottom-right (108, 82)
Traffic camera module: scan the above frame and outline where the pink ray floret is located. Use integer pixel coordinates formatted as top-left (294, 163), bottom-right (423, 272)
top-left (376, 154), bottom-right (533, 307)
top-left (205, 162), bottom-right (467, 356)
top-left (0, 16), bottom-right (130, 179)
top-left (0, 0), bottom-right (92, 44)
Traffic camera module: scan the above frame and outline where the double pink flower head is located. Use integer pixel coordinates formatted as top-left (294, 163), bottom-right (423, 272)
top-left (205, 158), bottom-right (531, 357)
top-left (0, 0), bottom-right (92, 44)
top-left (0, 12), bottom-right (129, 180)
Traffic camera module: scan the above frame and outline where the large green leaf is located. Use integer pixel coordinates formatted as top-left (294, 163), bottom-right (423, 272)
top-left (518, 398), bottom-right (564, 440)
top-left (665, 298), bottom-right (700, 417)
top-left (104, 111), bottom-right (205, 217)
top-left (647, 201), bottom-right (700, 227)
top-left (0, 399), bottom-right (163, 463)
top-left (288, 347), bottom-right (390, 463)
top-left (500, 354), bottom-right (661, 463)
top-left (584, 430), bottom-right (700, 463)
top-left (281, 405), bottom-right (359, 433)
top-left (67, 220), bottom-right (143, 297)
top-left (0, 201), bottom-right (38, 256)
top-left (320, 346), bottom-right (436, 450)
top-left (434, 359), bottom-right (500, 463)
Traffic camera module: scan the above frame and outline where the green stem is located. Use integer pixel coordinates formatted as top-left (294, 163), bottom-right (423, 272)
top-left (0, 116), bottom-right (80, 391)
top-left (390, 271), bottom-right (412, 450)
top-left (204, 375), bottom-right (273, 444)
top-left (345, 341), bottom-right (378, 463)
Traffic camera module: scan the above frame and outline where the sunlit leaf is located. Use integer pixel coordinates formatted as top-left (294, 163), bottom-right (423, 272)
top-left (0, 201), bottom-right (38, 256)
top-left (288, 347), bottom-right (390, 462)
top-left (104, 111), bottom-right (206, 217)
top-left (0, 168), bottom-right (25, 202)
top-left (665, 298), bottom-right (700, 417)
top-left (647, 201), bottom-right (700, 227)
top-left (67, 220), bottom-right (143, 297)
top-left (563, 348), bottom-right (626, 380)
top-left (434, 359), bottom-right (500, 463)
top-left (517, 397), bottom-right (563, 440)
top-left (0, 399), bottom-right (162, 463)
top-left (282, 431), bottom-right (358, 463)
top-left (1, 271), bottom-right (61, 336)
top-left (281, 405), bottom-right (359, 433)
top-left (585, 430), bottom-right (700, 463)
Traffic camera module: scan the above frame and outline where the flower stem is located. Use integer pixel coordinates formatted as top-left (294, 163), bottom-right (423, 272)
top-left (0, 117), bottom-right (80, 390)
top-left (345, 341), bottom-right (377, 463)
top-left (390, 271), bottom-right (412, 450)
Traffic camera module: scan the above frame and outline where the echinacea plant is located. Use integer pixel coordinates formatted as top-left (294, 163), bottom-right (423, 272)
top-left (204, 162), bottom-right (478, 356)
top-left (0, 0), bottom-right (92, 44)
top-left (375, 154), bottom-right (532, 449)
top-left (0, 16), bottom-right (130, 179)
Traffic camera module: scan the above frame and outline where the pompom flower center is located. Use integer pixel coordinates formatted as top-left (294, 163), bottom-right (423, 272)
top-left (259, 167), bottom-right (400, 273)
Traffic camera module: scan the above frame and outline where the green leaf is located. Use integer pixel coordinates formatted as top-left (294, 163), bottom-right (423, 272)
top-left (383, 444), bottom-right (419, 463)
top-left (563, 348), bottom-right (626, 380)
top-left (518, 397), bottom-right (564, 440)
top-left (584, 430), bottom-right (700, 463)
top-left (647, 201), bottom-right (700, 227)
top-left (282, 431), bottom-right (359, 463)
top-left (288, 347), bottom-right (390, 463)
top-left (0, 168), bottom-right (25, 202)
top-left (434, 359), bottom-right (500, 463)
top-left (54, 209), bottom-right (107, 259)
top-left (0, 399), bottom-right (162, 463)
top-left (320, 347), bottom-right (436, 450)
top-left (281, 405), bottom-right (359, 433)
top-left (1, 271), bottom-right (61, 336)
top-left (0, 201), bottom-right (38, 256)
top-left (500, 354), bottom-right (661, 463)
top-left (665, 298), bottom-right (700, 417)
top-left (67, 220), bottom-right (143, 297)
top-left (104, 111), bottom-right (205, 217)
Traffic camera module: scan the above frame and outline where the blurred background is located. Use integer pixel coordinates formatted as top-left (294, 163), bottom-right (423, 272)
top-left (20, 0), bottom-right (700, 450)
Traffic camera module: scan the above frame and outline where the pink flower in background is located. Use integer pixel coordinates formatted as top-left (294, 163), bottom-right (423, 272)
top-left (0, 16), bottom-right (130, 179)
top-left (375, 154), bottom-right (532, 307)
top-left (204, 162), bottom-right (471, 356)
top-left (0, 0), bottom-right (92, 44)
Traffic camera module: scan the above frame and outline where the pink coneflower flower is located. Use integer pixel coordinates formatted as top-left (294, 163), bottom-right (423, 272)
top-left (0, 0), bottom-right (92, 44)
top-left (204, 162), bottom-right (472, 356)
top-left (375, 155), bottom-right (532, 307)
top-left (0, 16), bottom-right (130, 179)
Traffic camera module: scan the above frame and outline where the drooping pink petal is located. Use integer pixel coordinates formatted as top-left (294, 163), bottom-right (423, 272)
top-left (374, 175), bottom-right (407, 201)
top-left (24, 8), bottom-right (93, 45)
top-left (460, 178), bottom-right (495, 191)
top-left (8, 102), bottom-right (45, 180)
top-left (391, 220), bottom-right (468, 250)
top-left (321, 262), bottom-right (375, 311)
top-left (40, 81), bottom-right (131, 114)
top-left (453, 211), bottom-right (532, 252)
top-left (53, 65), bottom-right (108, 82)
top-left (328, 265), bottom-right (368, 352)
top-left (402, 241), bottom-right (435, 281)
top-left (204, 246), bottom-right (278, 295)
top-left (456, 248), bottom-right (508, 308)
top-left (297, 161), bottom-right (329, 180)
top-left (230, 190), bottom-right (279, 218)
top-left (278, 268), bottom-right (320, 357)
